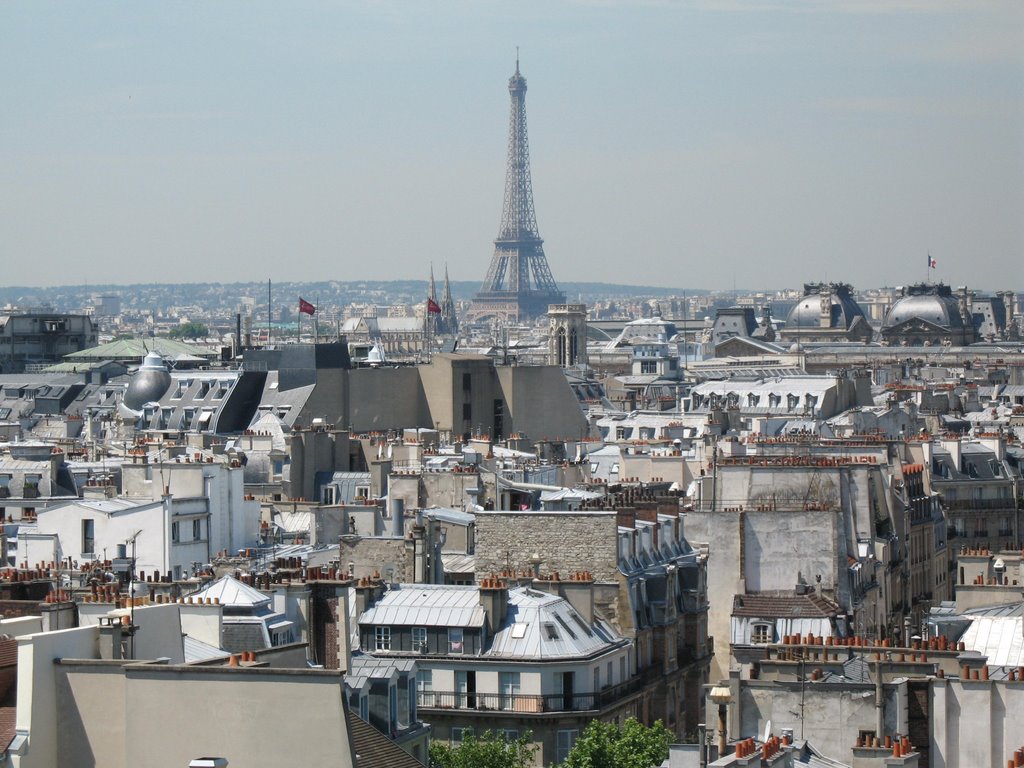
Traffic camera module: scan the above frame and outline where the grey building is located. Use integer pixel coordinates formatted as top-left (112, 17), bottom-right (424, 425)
top-left (0, 312), bottom-right (97, 373)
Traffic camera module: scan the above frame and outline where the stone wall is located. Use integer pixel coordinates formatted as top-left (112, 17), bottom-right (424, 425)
top-left (474, 510), bottom-right (619, 582)
top-left (338, 536), bottom-right (415, 583)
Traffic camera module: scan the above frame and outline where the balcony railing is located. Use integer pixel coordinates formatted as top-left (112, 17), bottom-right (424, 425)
top-left (418, 677), bottom-right (645, 714)
top-left (944, 499), bottom-right (1015, 511)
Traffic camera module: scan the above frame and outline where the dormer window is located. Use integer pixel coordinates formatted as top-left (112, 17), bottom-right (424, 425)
top-left (448, 628), bottom-right (464, 654)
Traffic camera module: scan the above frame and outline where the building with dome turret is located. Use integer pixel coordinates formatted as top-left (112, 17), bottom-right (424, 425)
top-left (880, 283), bottom-right (975, 346)
top-left (778, 282), bottom-right (872, 344)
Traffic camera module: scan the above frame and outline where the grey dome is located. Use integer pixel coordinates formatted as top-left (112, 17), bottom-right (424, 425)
top-left (123, 351), bottom-right (171, 410)
top-left (786, 283), bottom-right (867, 330)
top-left (882, 284), bottom-right (966, 330)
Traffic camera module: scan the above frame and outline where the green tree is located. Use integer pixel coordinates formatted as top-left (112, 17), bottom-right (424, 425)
top-left (429, 730), bottom-right (536, 768)
top-left (561, 718), bottom-right (672, 768)
top-left (168, 322), bottom-right (209, 339)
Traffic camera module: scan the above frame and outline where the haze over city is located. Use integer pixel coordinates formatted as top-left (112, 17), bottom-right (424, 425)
top-left (3, 1), bottom-right (1022, 290)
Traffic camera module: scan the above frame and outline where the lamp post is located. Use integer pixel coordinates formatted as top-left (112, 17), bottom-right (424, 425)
top-left (709, 684), bottom-right (733, 758)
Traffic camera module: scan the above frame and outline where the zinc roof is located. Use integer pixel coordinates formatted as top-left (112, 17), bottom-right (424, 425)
top-left (960, 616), bottom-right (1024, 668)
top-left (189, 574), bottom-right (272, 610)
top-left (360, 584), bottom-right (486, 628)
top-left (488, 588), bottom-right (623, 659)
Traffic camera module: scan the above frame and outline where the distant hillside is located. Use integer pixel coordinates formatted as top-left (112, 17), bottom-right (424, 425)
top-left (0, 279), bottom-right (706, 310)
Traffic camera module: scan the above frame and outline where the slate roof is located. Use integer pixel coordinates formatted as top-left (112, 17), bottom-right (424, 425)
top-left (732, 592), bottom-right (838, 619)
top-left (346, 709), bottom-right (424, 768)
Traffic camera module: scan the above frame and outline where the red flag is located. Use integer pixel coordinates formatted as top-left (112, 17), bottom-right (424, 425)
top-left (298, 297), bottom-right (316, 315)
top-left (426, 297), bottom-right (441, 314)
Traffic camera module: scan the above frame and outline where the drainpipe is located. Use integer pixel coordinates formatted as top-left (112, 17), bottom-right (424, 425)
top-left (875, 656), bottom-right (885, 740)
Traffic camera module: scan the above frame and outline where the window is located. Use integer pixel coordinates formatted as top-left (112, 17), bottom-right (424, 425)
top-left (752, 623), bottom-right (773, 644)
top-left (171, 522), bottom-right (180, 543)
top-left (82, 519), bottom-right (95, 556)
top-left (375, 626), bottom-right (392, 652)
top-left (462, 402), bottom-right (472, 421)
top-left (640, 360), bottom-right (657, 374)
top-left (499, 671), bottom-right (520, 710)
top-left (499, 729), bottom-right (519, 740)
top-left (452, 727), bottom-right (473, 743)
top-left (462, 373), bottom-right (472, 391)
top-left (192, 519), bottom-right (202, 541)
top-left (448, 628), bottom-right (464, 654)
top-left (557, 730), bottom-right (578, 763)
top-left (412, 626), bottom-right (427, 652)
top-left (416, 669), bottom-right (434, 706)
top-left (593, 667), bottom-right (600, 692)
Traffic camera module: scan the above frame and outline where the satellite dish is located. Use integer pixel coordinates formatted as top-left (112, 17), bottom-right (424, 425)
top-left (763, 720), bottom-right (772, 743)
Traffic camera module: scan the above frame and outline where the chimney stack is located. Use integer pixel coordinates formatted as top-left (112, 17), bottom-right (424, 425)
top-left (479, 576), bottom-right (509, 633)
top-left (560, 571), bottom-right (595, 625)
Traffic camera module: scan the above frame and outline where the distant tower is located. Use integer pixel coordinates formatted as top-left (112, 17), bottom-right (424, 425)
top-left (425, 264), bottom-right (439, 336)
top-left (466, 59), bottom-right (565, 324)
top-left (548, 304), bottom-right (588, 368)
top-left (440, 264), bottom-right (458, 336)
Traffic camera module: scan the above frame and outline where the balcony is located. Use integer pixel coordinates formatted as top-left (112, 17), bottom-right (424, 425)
top-left (944, 499), bottom-right (1014, 512)
top-left (418, 677), bottom-right (645, 715)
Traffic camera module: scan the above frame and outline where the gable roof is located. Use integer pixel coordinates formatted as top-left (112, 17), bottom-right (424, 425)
top-left (732, 592), bottom-right (838, 619)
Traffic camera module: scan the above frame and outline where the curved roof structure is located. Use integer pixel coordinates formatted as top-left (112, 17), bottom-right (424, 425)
top-left (786, 283), bottom-right (868, 330)
top-left (882, 283), bottom-right (967, 330)
top-left (122, 350), bottom-right (171, 410)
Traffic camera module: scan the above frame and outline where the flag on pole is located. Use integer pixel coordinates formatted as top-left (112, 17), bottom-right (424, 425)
top-left (928, 254), bottom-right (937, 270)
top-left (426, 297), bottom-right (442, 314)
top-left (298, 297), bottom-right (316, 315)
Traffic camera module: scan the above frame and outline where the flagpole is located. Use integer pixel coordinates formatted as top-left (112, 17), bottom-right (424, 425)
top-left (315, 294), bottom-right (320, 343)
top-left (268, 279), bottom-right (272, 347)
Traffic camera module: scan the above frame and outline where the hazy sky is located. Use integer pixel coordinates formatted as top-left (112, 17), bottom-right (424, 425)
top-left (3, 1), bottom-right (1022, 292)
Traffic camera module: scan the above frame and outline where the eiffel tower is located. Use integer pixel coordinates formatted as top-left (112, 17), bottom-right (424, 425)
top-left (466, 59), bottom-right (565, 324)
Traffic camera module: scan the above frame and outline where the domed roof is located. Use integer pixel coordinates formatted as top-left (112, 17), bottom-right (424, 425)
top-left (882, 284), bottom-right (966, 330)
top-left (123, 351), bottom-right (171, 410)
top-left (786, 283), bottom-right (867, 330)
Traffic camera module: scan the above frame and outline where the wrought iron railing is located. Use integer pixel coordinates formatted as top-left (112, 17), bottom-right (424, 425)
top-left (417, 676), bottom-right (645, 714)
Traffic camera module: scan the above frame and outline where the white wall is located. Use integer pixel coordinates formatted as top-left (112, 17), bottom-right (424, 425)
top-left (15, 625), bottom-right (99, 768)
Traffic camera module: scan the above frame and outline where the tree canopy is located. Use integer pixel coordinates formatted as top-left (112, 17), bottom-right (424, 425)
top-left (428, 730), bottom-right (537, 768)
top-left (561, 718), bottom-right (672, 768)
top-left (168, 321), bottom-right (209, 339)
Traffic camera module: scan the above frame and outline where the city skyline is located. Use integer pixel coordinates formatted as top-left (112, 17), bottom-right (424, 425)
top-left (2, 1), bottom-right (1022, 290)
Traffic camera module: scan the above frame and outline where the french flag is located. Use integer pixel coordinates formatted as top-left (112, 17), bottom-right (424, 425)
top-left (928, 254), bottom-right (937, 269)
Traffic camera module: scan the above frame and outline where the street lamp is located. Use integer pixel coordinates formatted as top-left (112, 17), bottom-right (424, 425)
top-left (709, 683), bottom-right (733, 758)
